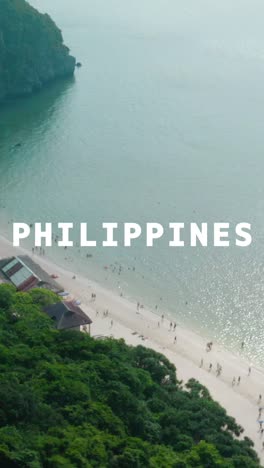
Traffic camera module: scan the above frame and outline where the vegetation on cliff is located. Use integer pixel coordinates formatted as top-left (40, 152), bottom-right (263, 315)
top-left (0, 0), bottom-right (75, 102)
top-left (0, 284), bottom-right (260, 467)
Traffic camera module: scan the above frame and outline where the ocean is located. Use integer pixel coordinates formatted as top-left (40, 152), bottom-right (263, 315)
top-left (1, 0), bottom-right (264, 364)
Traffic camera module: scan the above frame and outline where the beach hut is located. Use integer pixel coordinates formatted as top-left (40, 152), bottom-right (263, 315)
top-left (0, 255), bottom-right (63, 293)
top-left (44, 301), bottom-right (92, 333)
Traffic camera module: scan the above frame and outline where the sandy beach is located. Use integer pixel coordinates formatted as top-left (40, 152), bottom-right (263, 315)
top-left (0, 234), bottom-right (264, 463)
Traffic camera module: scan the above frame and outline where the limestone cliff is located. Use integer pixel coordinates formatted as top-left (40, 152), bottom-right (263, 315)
top-left (0, 0), bottom-right (76, 102)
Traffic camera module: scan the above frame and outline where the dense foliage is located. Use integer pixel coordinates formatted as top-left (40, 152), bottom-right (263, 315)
top-left (0, 0), bottom-right (75, 102)
top-left (0, 284), bottom-right (260, 467)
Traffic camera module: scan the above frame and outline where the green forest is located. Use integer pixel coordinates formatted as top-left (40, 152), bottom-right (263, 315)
top-left (0, 284), bottom-right (261, 467)
top-left (0, 0), bottom-right (75, 102)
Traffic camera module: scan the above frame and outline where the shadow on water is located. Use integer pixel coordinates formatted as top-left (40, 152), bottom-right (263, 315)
top-left (0, 76), bottom-right (76, 160)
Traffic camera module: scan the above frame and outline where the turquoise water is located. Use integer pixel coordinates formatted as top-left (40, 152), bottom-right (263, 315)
top-left (1, 0), bottom-right (264, 363)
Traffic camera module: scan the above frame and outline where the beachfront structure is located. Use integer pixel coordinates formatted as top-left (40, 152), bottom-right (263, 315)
top-left (44, 301), bottom-right (92, 333)
top-left (0, 256), bottom-right (63, 293)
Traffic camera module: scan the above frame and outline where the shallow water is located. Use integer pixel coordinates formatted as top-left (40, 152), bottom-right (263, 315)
top-left (1, 0), bottom-right (264, 364)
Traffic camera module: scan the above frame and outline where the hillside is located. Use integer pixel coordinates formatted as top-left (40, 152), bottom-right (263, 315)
top-left (0, 284), bottom-right (260, 467)
top-left (0, 0), bottom-right (75, 102)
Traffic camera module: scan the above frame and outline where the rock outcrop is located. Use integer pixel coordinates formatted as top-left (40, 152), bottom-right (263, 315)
top-left (0, 0), bottom-right (76, 102)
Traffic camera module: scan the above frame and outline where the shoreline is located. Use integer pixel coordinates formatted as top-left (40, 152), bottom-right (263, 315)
top-left (0, 233), bottom-right (264, 462)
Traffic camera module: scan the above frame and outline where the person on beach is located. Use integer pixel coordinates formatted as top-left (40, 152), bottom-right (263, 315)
top-left (209, 363), bottom-right (212, 372)
top-left (173, 322), bottom-right (177, 331)
top-left (137, 302), bottom-right (140, 311)
top-left (248, 366), bottom-right (252, 376)
top-left (174, 336), bottom-right (177, 344)
top-left (262, 441), bottom-right (264, 450)
top-left (161, 314), bottom-right (164, 322)
top-left (216, 363), bottom-right (222, 377)
top-left (96, 310), bottom-right (99, 316)
top-left (200, 358), bottom-right (203, 368)
top-left (258, 395), bottom-right (262, 404)
top-left (237, 376), bottom-right (241, 385)
top-left (158, 321), bottom-right (160, 328)
top-left (232, 377), bottom-right (236, 386)
top-left (169, 322), bottom-right (172, 331)
top-left (206, 342), bottom-right (213, 352)
top-left (110, 320), bottom-right (113, 328)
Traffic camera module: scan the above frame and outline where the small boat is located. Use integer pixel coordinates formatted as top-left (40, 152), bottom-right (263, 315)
top-left (51, 274), bottom-right (59, 279)
top-left (58, 291), bottom-right (70, 297)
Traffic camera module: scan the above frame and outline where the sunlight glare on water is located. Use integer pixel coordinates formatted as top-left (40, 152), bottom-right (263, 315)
top-left (1, 0), bottom-right (264, 364)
